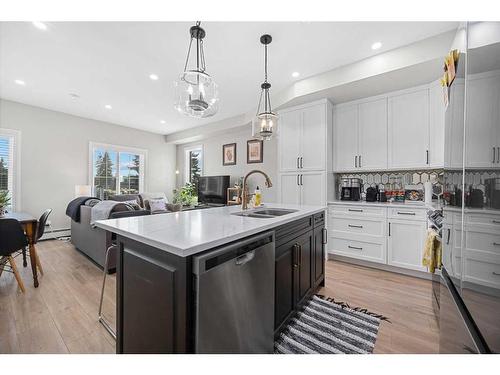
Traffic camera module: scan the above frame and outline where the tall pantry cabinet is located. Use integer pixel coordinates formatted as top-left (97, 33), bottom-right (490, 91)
top-left (277, 99), bottom-right (333, 206)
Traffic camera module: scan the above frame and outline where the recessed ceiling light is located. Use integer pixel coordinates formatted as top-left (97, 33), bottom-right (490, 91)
top-left (292, 72), bottom-right (300, 78)
top-left (14, 79), bottom-right (26, 86)
top-left (32, 21), bottom-right (48, 31)
top-left (149, 74), bottom-right (159, 81)
top-left (104, 104), bottom-right (112, 110)
top-left (160, 120), bottom-right (166, 124)
top-left (371, 42), bottom-right (382, 50)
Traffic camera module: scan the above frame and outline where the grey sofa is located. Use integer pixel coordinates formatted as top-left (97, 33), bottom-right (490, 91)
top-left (70, 192), bottom-right (169, 270)
top-left (71, 205), bottom-right (115, 269)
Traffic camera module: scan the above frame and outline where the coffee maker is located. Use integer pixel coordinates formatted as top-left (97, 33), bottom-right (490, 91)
top-left (340, 178), bottom-right (363, 201)
top-left (485, 178), bottom-right (500, 209)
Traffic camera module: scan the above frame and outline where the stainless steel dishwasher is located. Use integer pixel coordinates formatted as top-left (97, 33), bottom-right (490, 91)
top-left (193, 231), bottom-right (275, 353)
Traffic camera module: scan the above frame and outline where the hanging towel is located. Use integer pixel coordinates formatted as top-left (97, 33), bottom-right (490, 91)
top-left (422, 228), bottom-right (442, 273)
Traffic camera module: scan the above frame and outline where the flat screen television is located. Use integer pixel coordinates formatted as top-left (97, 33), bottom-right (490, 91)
top-left (197, 175), bottom-right (230, 205)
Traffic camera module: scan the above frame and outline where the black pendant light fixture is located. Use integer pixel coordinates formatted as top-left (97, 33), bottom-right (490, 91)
top-left (174, 21), bottom-right (218, 118)
top-left (254, 34), bottom-right (278, 140)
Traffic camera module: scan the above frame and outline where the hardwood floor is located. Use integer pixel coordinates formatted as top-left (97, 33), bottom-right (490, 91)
top-left (0, 239), bottom-right (439, 353)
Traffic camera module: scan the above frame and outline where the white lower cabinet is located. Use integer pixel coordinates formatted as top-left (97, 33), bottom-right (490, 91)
top-left (329, 204), bottom-right (428, 273)
top-left (387, 219), bottom-right (427, 272)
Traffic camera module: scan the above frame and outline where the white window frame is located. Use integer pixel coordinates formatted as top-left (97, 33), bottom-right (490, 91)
top-left (184, 144), bottom-right (204, 185)
top-left (0, 128), bottom-right (21, 211)
top-left (89, 142), bottom-right (148, 196)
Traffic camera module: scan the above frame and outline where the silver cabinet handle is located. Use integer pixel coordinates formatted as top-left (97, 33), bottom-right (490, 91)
top-left (297, 157), bottom-right (300, 169)
top-left (388, 222), bottom-right (391, 236)
top-left (300, 157), bottom-right (303, 169)
top-left (297, 175), bottom-right (300, 186)
top-left (493, 272), bottom-right (500, 276)
top-left (397, 211), bottom-right (416, 216)
top-left (300, 174), bottom-right (303, 186)
top-left (447, 228), bottom-right (451, 245)
top-left (426, 150), bottom-right (429, 165)
top-left (493, 242), bottom-right (500, 246)
top-left (322, 228), bottom-right (328, 245)
top-left (348, 224), bottom-right (363, 228)
top-left (497, 147), bottom-right (499, 163)
top-left (348, 208), bottom-right (363, 212)
top-left (348, 245), bottom-right (363, 250)
top-left (359, 155), bottom-right (362, 168)
top-left (492, 220), bottom-right (500, 224)
top-left (355, 155), bottom-right (358, 168)
top-left (493, 147), bottom-right (496, 164)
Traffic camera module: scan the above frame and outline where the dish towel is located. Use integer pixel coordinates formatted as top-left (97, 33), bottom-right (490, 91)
top-left (422, 228), bottom-right (442, 273)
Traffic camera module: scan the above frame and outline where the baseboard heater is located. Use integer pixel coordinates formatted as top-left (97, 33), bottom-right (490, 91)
top-left (39, 227), bottom-right (71, 241)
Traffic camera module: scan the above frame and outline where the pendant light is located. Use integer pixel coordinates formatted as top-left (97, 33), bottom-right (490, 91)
top-left (174, 21), bottom-right (218, 118)
top-left (254, 34), bottom-right (278, 140)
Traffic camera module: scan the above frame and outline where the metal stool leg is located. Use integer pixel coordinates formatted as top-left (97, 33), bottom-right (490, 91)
top-left (98, 245), bottom-right (116, 340)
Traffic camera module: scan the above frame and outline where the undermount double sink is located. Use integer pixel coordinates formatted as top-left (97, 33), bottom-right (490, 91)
top-left (232, 208), bottom-right (298, 219)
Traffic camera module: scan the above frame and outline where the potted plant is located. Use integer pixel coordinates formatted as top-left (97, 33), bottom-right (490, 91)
top-left (172, 182), bottom-right (198, 209)
top-left (0, 190), bottom-right (11, 217)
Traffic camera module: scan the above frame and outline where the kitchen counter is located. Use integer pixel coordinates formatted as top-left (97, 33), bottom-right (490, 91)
top-left (328, 199), bottom-right (435, 210)
top-left (95, 203), bottom-right (326, 257)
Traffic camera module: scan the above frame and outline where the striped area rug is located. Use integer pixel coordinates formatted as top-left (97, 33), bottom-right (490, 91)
top-left (274, 295), bottom-right (384, 354)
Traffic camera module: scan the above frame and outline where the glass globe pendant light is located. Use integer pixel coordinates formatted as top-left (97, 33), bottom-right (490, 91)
top-left (174, 21), bottom-right (218, 118)
top-left (254, 34), bottom-right (278, 140)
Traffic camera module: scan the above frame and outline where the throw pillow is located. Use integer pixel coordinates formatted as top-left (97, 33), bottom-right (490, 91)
top-left (149, 198), bottom-right (167, 212)
top-left (122, 199), bottom-right (141, 210)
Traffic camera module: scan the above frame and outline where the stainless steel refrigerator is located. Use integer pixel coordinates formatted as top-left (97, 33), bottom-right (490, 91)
top-left (440, 22), bottom-right (500, 354)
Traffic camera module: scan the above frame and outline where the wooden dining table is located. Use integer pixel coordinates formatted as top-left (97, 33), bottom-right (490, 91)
top-left (1, 212), bottom-right (40, 287)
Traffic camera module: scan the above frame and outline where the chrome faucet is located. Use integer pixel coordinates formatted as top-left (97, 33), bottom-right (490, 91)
top-left (242, 170), bottom-right (273, 210)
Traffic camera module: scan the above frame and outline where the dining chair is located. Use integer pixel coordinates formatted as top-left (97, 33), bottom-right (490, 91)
top-left (98, 209), bottom-right (150, 339)
top-left (22, 209), bottom-right (52, 274)
top-left (0, 218), bottom-right (29, 293)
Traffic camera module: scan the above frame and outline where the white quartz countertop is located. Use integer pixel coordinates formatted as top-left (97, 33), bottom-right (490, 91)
top-left (328, 200), bottom-right (435, 209)
top-left (94, 203), bottom-right (326, 257)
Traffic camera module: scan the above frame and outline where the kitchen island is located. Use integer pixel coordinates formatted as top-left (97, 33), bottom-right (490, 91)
top-left (95, 203), bottom-right (327, 354)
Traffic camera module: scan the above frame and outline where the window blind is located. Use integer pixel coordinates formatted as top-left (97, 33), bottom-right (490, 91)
top-left (0, 129), bottom-right (19, 209)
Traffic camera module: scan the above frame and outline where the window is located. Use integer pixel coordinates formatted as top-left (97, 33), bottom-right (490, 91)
top-left (0, 129), bottom-right (20, 210)
top-left (184, 145), bottom-right (203, 185)
top-left (90, 142), bottom-right (146, 199)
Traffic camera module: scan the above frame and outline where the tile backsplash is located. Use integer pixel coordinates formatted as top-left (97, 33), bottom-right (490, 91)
top-left (335, 169), bottom-right (444, 199)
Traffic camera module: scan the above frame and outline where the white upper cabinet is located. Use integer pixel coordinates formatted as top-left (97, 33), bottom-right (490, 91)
top-left (465, 73), bottom-right (500, 169)
top-left (333, 104), bottom-right (358, 172)
top-left (301, 104), bottom-right (326, 171)
top-left (445, 80), bottom-right (465, 169)
top-left (278, 101), bottom-right (329, 173)
top-left (278, 109), bottom-right (302, 172)
top-left (388, 88), bottom-right (430, 169)
top-left (358, 98), bottom-right (388, 170)
top-left (429, 81), bottom-right (446, 168)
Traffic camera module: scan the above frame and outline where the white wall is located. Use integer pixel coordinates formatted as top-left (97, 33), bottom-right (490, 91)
top-left (0, 99), bottom-right (176, 230)
top-left (176, 126), bottom-right (278, 203)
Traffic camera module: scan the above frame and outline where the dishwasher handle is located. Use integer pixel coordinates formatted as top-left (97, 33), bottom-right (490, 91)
top-left (235, 250), bottom-right (255, 266)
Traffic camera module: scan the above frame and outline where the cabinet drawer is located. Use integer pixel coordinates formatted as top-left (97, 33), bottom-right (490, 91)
top-left (466, 213), bottom-right (500, 231)
top-left (329, 237), bottom-right (385, 263)
top-left (330, 216), bottom-right (385, 237)
top-left (388, 207), bottom-right (426, 221)
top-left (464, 255), bottom-right (500, 289)
top-left (329, 204), bottom-right (385, 218)
top-left (466, 230), bottom-right (500, 256)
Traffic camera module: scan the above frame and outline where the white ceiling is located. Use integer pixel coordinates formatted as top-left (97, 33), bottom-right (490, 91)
top-left (0, 21), bottom-right (457, 135)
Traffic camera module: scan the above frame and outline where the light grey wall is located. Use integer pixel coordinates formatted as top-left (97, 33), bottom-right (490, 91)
top-left (0, 99), bottom-right (176, 230)
top-left (176, 126), bottom-right (278, 203)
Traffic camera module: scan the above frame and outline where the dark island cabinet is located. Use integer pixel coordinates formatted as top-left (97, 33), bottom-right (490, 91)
top-left (115, 211), bottom-right (326, 353)
top-left (274, 212), bottom-right (326, 333)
